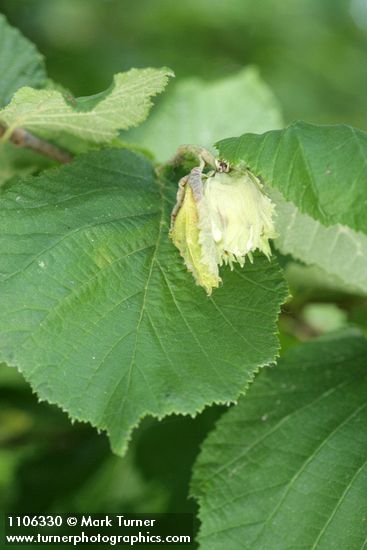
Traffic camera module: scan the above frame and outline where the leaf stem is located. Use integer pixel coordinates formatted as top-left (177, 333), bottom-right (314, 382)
top-left (0, 122), bottom-right (73, 164)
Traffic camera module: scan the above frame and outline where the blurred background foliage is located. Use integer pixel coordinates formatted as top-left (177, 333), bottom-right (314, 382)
top-left (2, 0), bottom-right (367, 127)
top-left (1, 0), bottom-right (367, 541)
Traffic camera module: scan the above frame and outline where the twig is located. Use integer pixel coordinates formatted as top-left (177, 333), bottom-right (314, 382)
top-left (0, 122), bottom-right (73, 164)
top-left (169, 144), bottom-right (217, 169)
top-left (156, 144), bottom-right (217, 180)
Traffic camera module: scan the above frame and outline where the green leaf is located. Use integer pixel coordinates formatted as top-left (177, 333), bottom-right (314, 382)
top-left (0, 68), bottom-right (174, 147)
top-left (0, 148), bottom-right (288, 454)
top-left (124, 67), bottom-right (282, 162)
top-left (0, 14), bottom-right (46, 107)
top-left (192, 331), bottom-right (367, 550)
top-left (217, 121), bottom-right (367, 234)
top-left (271, 189), bottom-right (367, 296)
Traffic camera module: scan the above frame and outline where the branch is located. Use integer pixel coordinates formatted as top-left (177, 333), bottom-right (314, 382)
top-left (168, 144), bottom-right (217, 169)
top-left (0, 122), bottom-right (73, 164)
top-left (156, 144), bottom-right (217, 180)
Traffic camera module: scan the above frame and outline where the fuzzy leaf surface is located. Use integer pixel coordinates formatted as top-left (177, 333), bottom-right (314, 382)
top-left (192, 331), bottom-right (367, 549)
top-left (0, 148), bottom-right (287, 454)
top-left (271, 189), bottom-right (367, 296)
top-left (0, 68), bottom-right (173, 147)
top-left (217, 122), bottom-right (367, 234)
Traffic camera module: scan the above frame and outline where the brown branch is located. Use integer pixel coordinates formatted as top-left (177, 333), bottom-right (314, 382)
top-left (0, 122), bottom-right (73, 164)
